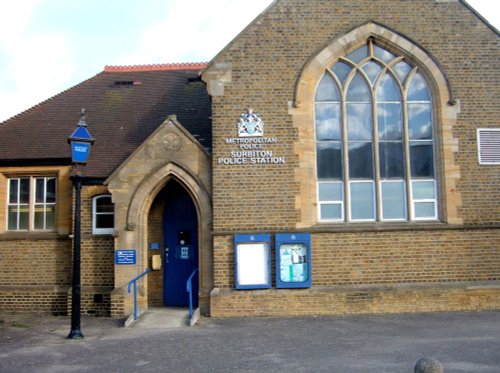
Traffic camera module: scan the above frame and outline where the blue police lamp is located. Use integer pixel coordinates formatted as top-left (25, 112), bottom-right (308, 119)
top-left (67, 109), bottom-right (94, 340)
top-left (68, 109), bottom-right (94, 164)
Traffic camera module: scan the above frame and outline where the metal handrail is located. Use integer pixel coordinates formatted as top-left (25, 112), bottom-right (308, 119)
top-left (186, 268), bottom-right (199, 318)
top-left (127, 268), bottom-right (152, 321)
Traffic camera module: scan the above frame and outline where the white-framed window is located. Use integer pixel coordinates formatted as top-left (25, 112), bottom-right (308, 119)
top-left (315, 40), bottom-right (438, 222)
top-left (7, 176), bottom-right (56, 231)
top-left (92, 195), bottom-right (114, 235)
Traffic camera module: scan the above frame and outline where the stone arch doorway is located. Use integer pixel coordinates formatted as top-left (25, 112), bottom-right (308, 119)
top-left (147, 179), bottom-right (199, 308)
top-left (106, 117), bottom-right (213, 318)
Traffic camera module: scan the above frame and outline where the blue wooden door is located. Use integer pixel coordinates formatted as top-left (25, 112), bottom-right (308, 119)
top-left (163, 181), bottom-right (198, 307)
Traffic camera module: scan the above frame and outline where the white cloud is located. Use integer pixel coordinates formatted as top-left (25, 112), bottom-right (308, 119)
top-left (0, 0), bottom-right (75, 121)
top-left (468, 0), bottom-right (500, 28)
top-left (0, 0), bottom-right (497, 122)
top-left (0, 0), bottom-right (40, 48)
top-left (3, 33), bottom-right (75, 108)
top-left (118, 0), bottom-right (274, 65)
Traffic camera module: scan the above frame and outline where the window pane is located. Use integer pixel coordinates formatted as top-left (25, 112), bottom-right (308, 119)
top-left (382, 181), bottom-right (406, 220)
top-left (407, 72), bottom-right (431, 101)
top-left (412, 180), bottom-right (436, 200)
top-left (361, 61), bottom-right (382, 85)
top-left (96, 197), bottom-right (114, 213)
top-left (20, 178), bottom-right (30, 204)
top-left (393, 61), bottom-right (412, 83)
top-left (46, 206), bottom-right (55, 230)
top-left (9, 179), bottom-right (19, 204)
top-left (34, 210), bottom-right (44, 230)
top-left (378, 103), bottom-right (402, 140)
top-left (350, 182), bottom-right (375, 220)
top-left (347, 73), bottom-right (371, 101)
top-left (414, 202), bottom-right (436, 219)
top-left (379, 142), bottom-right (405, 178)
top-left (408, 103), bottom-right (432, 140)
top-left (410, 142), bottom-right (434, 177)
top-left (35, 178), bottom-right (45, 203)
top-left (317, 142), bottom-right (343, 180)
top-left (349, 142), bottom-right (373, 179)
top-left (316, 103), bottom-right (341, 141)
top-left (8, 206), bottom-right (17, 230)
top-left (347, 103), bottom-right (372, 140)
top-left (96, 214), bottom-right (114, 229)
top-left (332, 61), bottom-right (351, 85)
top-left (320, 204), bottom-right (342, 220)
top-left (373, 45), bottom-right (396, 63)
top-left (315, 73), bottom-right (340, 102)
top-left (46, 178), bottom-right (56, 203)
top-left (346, 45), bottom-right (368, 63)
top-left (318, 182), bottom-right (343, 201)
top-left (19, 209), bottom-right (29, 230)
top-left (377, 74), bottom-right (401, 101)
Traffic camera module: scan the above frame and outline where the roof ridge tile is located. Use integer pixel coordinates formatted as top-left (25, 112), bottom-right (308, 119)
top-left (104, 62), bottom-right (207, 72)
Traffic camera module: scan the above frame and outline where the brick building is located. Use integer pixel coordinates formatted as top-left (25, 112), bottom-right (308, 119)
top-left (0, 0), bottom-right (499, 319)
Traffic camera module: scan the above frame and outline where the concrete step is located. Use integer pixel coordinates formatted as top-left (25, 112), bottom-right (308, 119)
top-left (125, 307), bottom-right (190, 329)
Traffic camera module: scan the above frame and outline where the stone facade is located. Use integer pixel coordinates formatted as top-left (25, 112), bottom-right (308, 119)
top-left (106, 116), bottom-right (213, 317)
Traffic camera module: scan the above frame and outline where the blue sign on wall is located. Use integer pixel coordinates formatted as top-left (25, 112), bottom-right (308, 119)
top-left (115, 250), bottom-right (136, 265)
top-left (71, 141), bottom-right (91, 163)
top-left (276, 233), bottom-right (312, 289)
top-left (149, 242), bottom-right (161, 250)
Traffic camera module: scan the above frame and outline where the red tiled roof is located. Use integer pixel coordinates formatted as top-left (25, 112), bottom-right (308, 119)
top-left (104, 62), bottom-right (208, 72)
top-left (0, 64), bottom-right (211, 178)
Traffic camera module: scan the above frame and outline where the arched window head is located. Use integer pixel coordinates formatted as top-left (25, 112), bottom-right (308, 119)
top-left (316, 40), bottom-right (437, 222)
top-left (92, 195), bottom-right (114, 235)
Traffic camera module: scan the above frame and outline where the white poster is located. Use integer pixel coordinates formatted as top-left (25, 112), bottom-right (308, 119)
top-left (236, 243), bottom-right (269, 286)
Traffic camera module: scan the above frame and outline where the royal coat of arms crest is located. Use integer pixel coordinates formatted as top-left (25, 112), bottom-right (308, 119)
top-left (238, 108), bottom-right (264, 137)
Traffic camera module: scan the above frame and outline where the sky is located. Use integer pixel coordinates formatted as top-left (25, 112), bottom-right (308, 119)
top-left (0, 0), bottom-right (498, 122)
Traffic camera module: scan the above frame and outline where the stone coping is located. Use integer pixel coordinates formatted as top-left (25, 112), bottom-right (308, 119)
top-left (212, 281), bottom-right (500, 296)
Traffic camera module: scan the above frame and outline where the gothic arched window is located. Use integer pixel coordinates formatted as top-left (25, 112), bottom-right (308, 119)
top-left (316, 40), bottom-right (437, 222)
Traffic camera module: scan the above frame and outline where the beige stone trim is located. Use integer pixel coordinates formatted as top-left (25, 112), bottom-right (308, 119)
top-left (201, 62), bottom-right (233, 96)
top-left (106, 116), bottom-right (212, 316)
top-left (291, 22), bottom-right (462, 228)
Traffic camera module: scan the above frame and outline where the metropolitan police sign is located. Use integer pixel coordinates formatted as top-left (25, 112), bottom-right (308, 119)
top-left (217, 109), bottom-right (286, 166)
top-left (71, 141), bottom-right (92, 163)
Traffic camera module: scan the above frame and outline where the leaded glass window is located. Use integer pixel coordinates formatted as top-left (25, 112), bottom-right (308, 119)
top-left (316, 40), bottom-right (437, 222)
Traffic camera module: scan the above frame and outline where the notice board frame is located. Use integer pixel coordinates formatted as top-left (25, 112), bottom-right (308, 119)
top-left (275, 233), bottom-right (312, 289)
top-left (234, 234), bottom-right (271, 290)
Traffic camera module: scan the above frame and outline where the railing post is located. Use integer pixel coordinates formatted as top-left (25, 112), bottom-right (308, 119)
top-left (133, 282), bottom-right (138, 320)
top-left (186, 269), bottom-right (198, 319)
top-left (127, 268), bottom-right (151, 321)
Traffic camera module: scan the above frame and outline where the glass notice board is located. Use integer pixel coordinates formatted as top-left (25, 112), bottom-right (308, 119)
top-left (234, 234), bottom-right (271, 289)
top-left (276, 233), bottom-right (311, 288)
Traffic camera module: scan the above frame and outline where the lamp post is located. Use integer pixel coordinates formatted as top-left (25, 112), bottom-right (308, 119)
top-left (67, 109), bottom-right (94, 339)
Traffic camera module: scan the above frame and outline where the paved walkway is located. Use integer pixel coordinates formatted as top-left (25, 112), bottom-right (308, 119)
top-left (1, 311), bottom-right (499, 372)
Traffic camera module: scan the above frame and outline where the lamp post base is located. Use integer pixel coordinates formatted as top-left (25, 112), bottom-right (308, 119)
top-left (67, 328), bottom-right (84, 340)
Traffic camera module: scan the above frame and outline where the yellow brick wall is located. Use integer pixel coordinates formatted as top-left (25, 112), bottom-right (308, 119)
top-left (0, 182), bottom-right (114, 315)
top-left (207, 0), bottom-right (499, 316)
top-left (211, 285), bottom-right (500, 318)
top-left (209, 0), bottom-right (500, 230)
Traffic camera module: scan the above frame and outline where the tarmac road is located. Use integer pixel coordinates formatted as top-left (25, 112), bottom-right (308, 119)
top-left (0, 311), bottom-right (499, 372)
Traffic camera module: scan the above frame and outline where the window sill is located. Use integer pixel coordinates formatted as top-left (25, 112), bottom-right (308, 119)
top-left (0, 231), bottom-right (70, 241)
top-left (311, 221), bottom-right (474, 233)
